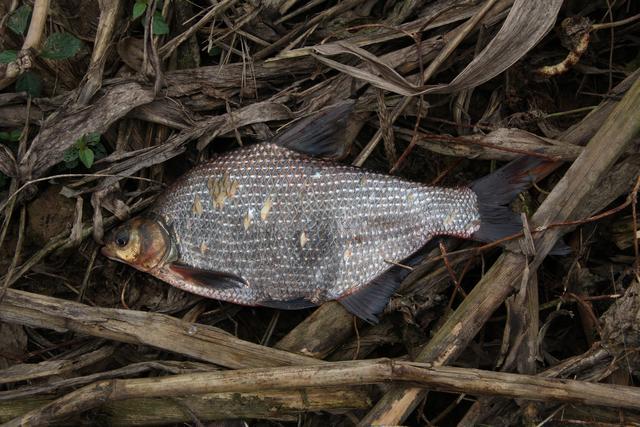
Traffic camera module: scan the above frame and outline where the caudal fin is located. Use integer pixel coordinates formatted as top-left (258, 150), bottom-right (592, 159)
top-left (471, 157), bottom-right (570, 254)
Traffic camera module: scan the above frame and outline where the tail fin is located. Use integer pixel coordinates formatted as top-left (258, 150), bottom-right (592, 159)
top-left (471, 157), bottom-right (570, 255)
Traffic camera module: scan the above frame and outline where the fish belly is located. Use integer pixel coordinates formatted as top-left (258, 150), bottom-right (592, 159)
top-left (152, 143), bottom-right (480, 305)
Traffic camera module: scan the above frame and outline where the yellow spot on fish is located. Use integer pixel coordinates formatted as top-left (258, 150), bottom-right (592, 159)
top-left (228, 180), bottom-right (239, 197)
top-left (359, 176), bottom-right (368, 186)
top-left (207, 172), bottom-right (239, 210)
top-left (243, 209), bottom-right (254, 231)
top-left (260, 195), bottom-right (273, 221)
top-left (300, 231), bottom-right (309, 248)
top-left (343, 244), bottom-right (353, 260)
top-left (199, 242), bottom-right (208, 255)
top-left (192, 194), bottom-right (203, 217)
top-left (407, 193), bottom-right (415, 203)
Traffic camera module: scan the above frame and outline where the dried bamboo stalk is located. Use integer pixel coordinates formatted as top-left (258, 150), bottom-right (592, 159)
top-left (7, 358), bottom-right (640, 426)
top-left (0, 289), bottom-right (317, 369)
top-left (0, 388), bottom-right (371, 425)
top-left (359, 65), bottom-right (640, 426)
top-left (0, 346), bottom-right (114, 385)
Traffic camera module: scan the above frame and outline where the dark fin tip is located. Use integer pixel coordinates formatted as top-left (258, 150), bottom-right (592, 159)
top-left (169, 263), bottom-right (247, 290)
top-left (339, 272), bottom-right (405, 324)
top-left (272, 100), bottom-right (355, 159)
top-left (259, 298), bottom-right (317, 310)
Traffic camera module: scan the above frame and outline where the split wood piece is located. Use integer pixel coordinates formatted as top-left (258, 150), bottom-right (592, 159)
top-left (0, 387), bottom-right (371, 425)
top-left (7, 358), bottom-right (640, 426)
top-left (359, 65), bottom-right (640, 425)
top-left (0, 345), bottom-right (114, 385)
top-left (76, 0), bottom-right (122, 105)
top-left (275, 301), bottom-right (354, 358)
top-left (0, 289), bottom-right (318, 369)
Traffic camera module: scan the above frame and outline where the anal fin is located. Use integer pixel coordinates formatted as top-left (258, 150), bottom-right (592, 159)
top-left (339, 270), bottom-right (405, 324)
top-left (259, 298), bottom-right (317, 310)
top-left (169, 263), bottom-right (247, 290)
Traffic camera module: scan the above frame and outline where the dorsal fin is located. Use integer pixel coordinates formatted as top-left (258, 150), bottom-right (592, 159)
top-left (271, 101), bottom-right (354, 159)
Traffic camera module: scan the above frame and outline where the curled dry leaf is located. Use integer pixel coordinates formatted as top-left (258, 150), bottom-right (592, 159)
top-left (311, 0), bottom-right (564, 96)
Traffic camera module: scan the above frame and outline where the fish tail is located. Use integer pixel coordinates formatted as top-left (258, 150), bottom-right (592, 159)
top-left (471, 157), bottom-right (569, 254)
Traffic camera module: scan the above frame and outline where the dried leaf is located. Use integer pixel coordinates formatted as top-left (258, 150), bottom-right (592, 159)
top-left (311, 0), bottom-right (564, 97)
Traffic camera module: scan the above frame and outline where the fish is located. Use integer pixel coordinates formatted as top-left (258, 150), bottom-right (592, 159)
top-left (102, 102), bottom-right (561, 323)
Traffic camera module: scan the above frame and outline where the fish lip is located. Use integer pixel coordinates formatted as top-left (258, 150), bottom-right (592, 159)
top-left (100, 245), bottom-right (118, 260)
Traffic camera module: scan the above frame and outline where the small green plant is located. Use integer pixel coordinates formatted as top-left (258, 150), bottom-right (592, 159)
top-left (0, 51), bottom-right (18, 63)
top-left (132, 0), bottom-right (170, 35)
top-left (15, 71), bottom-right (42, 97)
top-left (7, 4), bottom-right (31, 35)
top-left (0, 172), bottom-right (7, 188)
top-left (63, 133), bottom-right (106, 169)
top-left (0, 5), bottom-right (83, 98)
top-left (0, 129), bottom-right (22, 142)
top-left (40, 32), bottom-right (83, 60)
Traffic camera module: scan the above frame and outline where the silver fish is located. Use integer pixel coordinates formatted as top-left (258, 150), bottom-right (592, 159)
top-left (102, 103), bottom-right (551, 322)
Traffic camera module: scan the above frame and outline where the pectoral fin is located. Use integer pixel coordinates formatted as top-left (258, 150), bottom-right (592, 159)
top-left (169, 263), bottom-right (247, 290)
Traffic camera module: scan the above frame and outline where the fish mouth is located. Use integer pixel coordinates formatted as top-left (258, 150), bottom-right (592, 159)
top-left (100, 245), bottom-right (119, 261)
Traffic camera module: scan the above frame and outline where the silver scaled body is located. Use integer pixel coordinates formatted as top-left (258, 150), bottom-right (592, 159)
top-left (151, 143), bottom-right (481, 305)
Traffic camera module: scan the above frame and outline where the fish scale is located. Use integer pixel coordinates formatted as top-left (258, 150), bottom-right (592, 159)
top-left (150, 142), bottom-right (481, 305)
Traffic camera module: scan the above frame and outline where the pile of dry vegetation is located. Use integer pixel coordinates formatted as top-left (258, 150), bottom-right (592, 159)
top-left (1, 0), bottom-right (640, 425)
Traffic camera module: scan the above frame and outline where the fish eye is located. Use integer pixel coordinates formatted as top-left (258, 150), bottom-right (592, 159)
top-left (115, 231), bottom-right (129, 247)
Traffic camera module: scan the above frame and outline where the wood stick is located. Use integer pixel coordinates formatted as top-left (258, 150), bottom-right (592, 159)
top-left (275, 301), bottom-right (354, 358)
top-left (0, 388), bottom-right (371, 425)
top-left (6, 358), bottom-right (640, 426)
top-left (0, 346), bottom-right (114, 385)
top-left (358, 65), bottom-right (640, 425)
top-left (0, 289), bottom-right (317, 369)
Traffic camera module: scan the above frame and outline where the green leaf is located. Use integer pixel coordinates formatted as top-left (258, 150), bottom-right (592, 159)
top-left (86, 132), bottom-right (101, 145)
top-left (0, 50), bottom-right (18, 64)
top-left (152, 12), bottom-right (169, 35)
top-left (15, 71), bottom-right (42, 97)
top-left (0, 172), bottom-right (7, 188)
top-left (41, 32), bottom-right (82, 60)
top-left (79, 148), bottom-right (94, 168)
top-left (7, 5), bottom-right (32, 35)
top-left (132, 1), bottom-right (147, 19)
top-left (0, 130), bottom-right (19, 142)
top-left (63, 146), bottom-right (79, 162)
top-left (0, 129), bottom-right (22, 142)
top-left (92, 142), bottom-right (107, 159)
top-left (65, 159), bottom-right (78, 169)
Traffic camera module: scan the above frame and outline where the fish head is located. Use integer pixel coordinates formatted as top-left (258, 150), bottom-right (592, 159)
top-left (102, 217), bottom-right (174, 272)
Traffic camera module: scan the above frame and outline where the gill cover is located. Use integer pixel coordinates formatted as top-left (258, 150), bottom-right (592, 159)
top-left (102, 217), bottom-right (175, 271)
